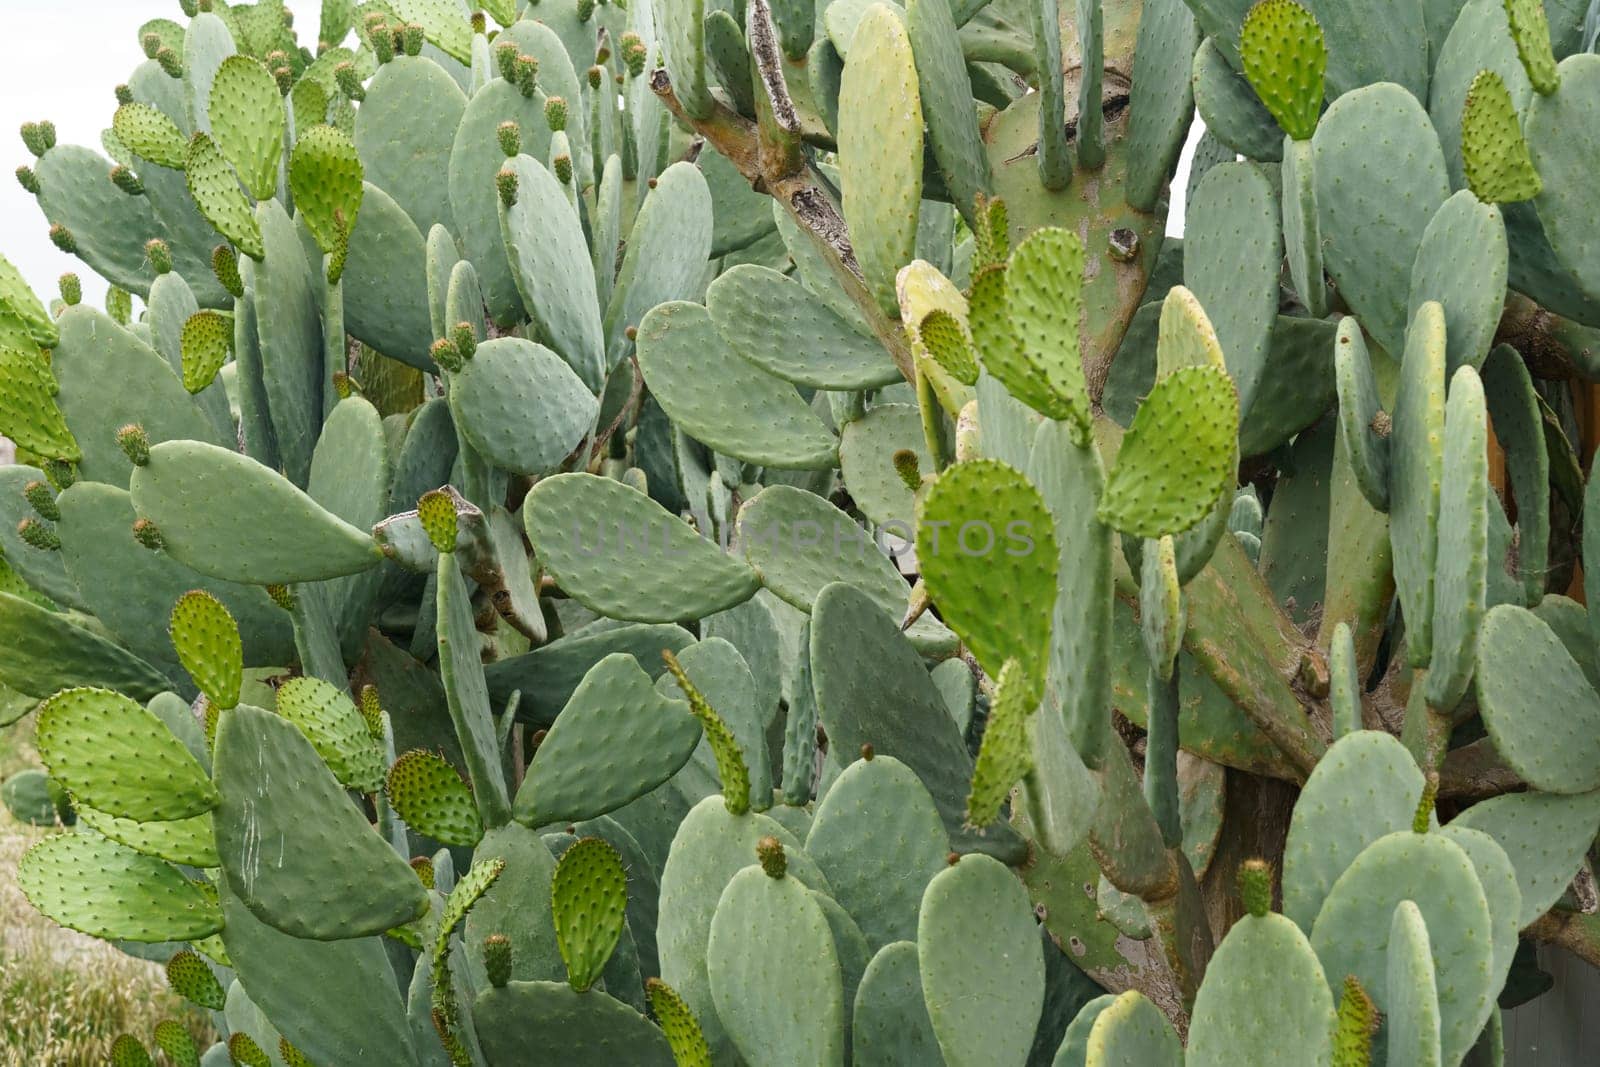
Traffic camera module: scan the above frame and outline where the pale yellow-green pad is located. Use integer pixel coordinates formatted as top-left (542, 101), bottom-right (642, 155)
top-left (1005, 227), bottom-right (1091, 431)
top-left (209, 56), bottom-right (286, 200)
top-left (169, 589), bottom-right (243, 710)
top-left (185, 133), bottom-right (264, 260)
top-left (966, 659), bottom-right (1034, 828)
top-left (1461, 70), bottom-right (1542, 203)
top-left (179, 311), bottom-right (232, 395)
top-left (551, 837), bottom-right (629, 993)
top-left (1239, 0), bottom-right (1326, 141)
top-left (112, 103), bottom-right (188, 170)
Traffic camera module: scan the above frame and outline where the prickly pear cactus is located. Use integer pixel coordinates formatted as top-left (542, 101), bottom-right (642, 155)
top-left (3, 0), bottom-right (1600, 1064)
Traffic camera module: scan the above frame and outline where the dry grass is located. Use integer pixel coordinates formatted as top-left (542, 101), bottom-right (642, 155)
top-left (0, 720), bottom-right (214, 1066)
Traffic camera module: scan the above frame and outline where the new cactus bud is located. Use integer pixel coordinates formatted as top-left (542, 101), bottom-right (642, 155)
top-left (544, 96), bottom-right (568, 133)
top-left (418, 489), bottom-right (458, 552)
top-left (278, 1039), bottom-right (312, 1067)
top-left (358, 685), bottom-right (384, 739)
top-left (515, 54), bottom-right (540, 97)
top-left (1333, 976), bottom-right (1378, 1066)
top-left (495, 166), bottom-right (518, 208)
top-left (17, 518), bottom-right (60, 552)
top-left (141, 32), bottom-right (162, 59)
top-left (860, 743), bottom-right (875, 761)
top-left (553, 153), bottom-right (573, 185)
top-left (20, 120), bottom-right (55, 157)
top-left (369, 21), bottom-right (395, 63)
top-left (15, 165), bottom-right (39, 194)
top-left (484, 934), bottom-right (513, 987)
top-left (451, 323), bottom-right (478, 361)
top-left (495, 40), bottom-right (520, 82)
top-left (117, 424), bottom-right (150, 466)
top-left (471, 11), bottom-right (487, 35)
top-left (586, 65), bottom-right (602, 91)
top-left (106, 287), bottom-right (131, 325)
top-left (1413, 771), bottom-right (1439, 833)
top-left (431, 336), bottom-right (464, 373)
top-left (110, 1035), bottom-right (151, 1067)
top-left (335, 61), bottom-right (366, 101)
top-left (152, 1021), bottom-right (196, 1067)
top-left (132, 518), bottom-right (165, 551)
top-left (165, 950), bottom-right (225, 1010)
top-left (114, 84), bottom-right (133, 106)
top-left (227, 1032), bottom-right (271, 1067)
top-left (620, 32), bottom-right (647, 78)
top-left (110, 165), bottom-right (144, 196)
top-left (155, 47), bottom-right (182, 78)
top-left (145, 238), bottom-right (172, 275)
top-left (212, 245), bottom-right (243, 299)
top-left (265, 583), bottom-right (297, 611)
top-left (410, 854), bottom-right (435, 888)
top-left (23, 481), bottom-right (59, 522)
top-left (497, 120), bottom-right (521, 158)
top-left (1238, 858), bottom-right (1272, 918)
top-left (332, 372), bottom-right (358, 400)
top-left (892, 449), bottom-right (922, 492)
top-left (577, 0), bottom-right (595, 22)
top-left (272, 63), bottom-right (294, 96)
top-left (43, 459), bottom-right (75, 490)
top-left (756, 835), bottom-right (787, 878)
top-left (57, 273), bottom-right (80, 305)
top-left (48, 224), bottom-right (76, 254)
top-left (180, 0), bottom-right (199, 16)
top-left (402, 23), bottom-right (425, 57)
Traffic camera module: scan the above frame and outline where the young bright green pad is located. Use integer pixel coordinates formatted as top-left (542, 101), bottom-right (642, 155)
top-left (966, 659), bottom-right (1034, 828)
top-left (1475, 604), bottom-right (1600, 793)
top-left (1239, 0), bottom-right (1325, 140)
top-left (1389, 302), bottom-right (1447, 666)
top-left (709, 863), bottom-right (845, 1066)
top-left (916, 459), bottom-right (1057, 688)
top-left (449, 337), bottom-right (598, 476)
top-left (853, 941), bottom-right (943, 1065)
top-left (905, 0), bottom-right (991, 230)
top-left (36, 687), bottom-right (216, 822)
top-left (1184, 163), bottom-right (1280, 416)
top-left (1282, 730), bottom-right (1425, 932)
top-left (1462, 71), bottom-right (1542, 203)
top-left (1452, 788), bottom-right (1600, 927)
top-left (0, 347), bottom-right (78, 462)
top-left (524, 473), bottom-right (760, 621)
top-left (170, 590), bottom-right (242, 709)
top-left (1004, 227), bottom-right (1091, 431)
top-left (838, 3), bottom-right (924, 317)
top-left (289, 125), bottom-right (363, 272)
top-left (967, 266), bottom-right (1064, 424)
top-left (185, 132), bottom-right (263, 260)
top-left (1424, 367), bottom-right (1488, 712)
top-left (647, 978), bottom-right (713, 1067)
top-left (165, 949), bottom-right (225, 1010)
top-left (386, 749), bottom-right (482, 846)
top-left (706, 265), bottom-right (900, 390)
top-left (1309, 831), bottom-right (1495, 1067)
top-left (498, 153), bottom-right (606, 391)
top-left (472, 981), bottom-right (675, 1066)
top-left (1409, 191), bottom-right (1509, 376)
top-left (603, 161), bottom-right (715, 362)
top-left (19, 832), bottom-right (222, 942)
top-left (112, 103), bottom-right (188, 169)
top-left (355, 57), bottom-right (465, 240)
top-left (805, 753), bottom-right (949, 950)
top-left (1312, 83), bottom-right (1449, 358)
top-left (1386, 900), bottom-right (1443, 1067)
top-left (130, 440), bottom-right (384, 584)
top-left (390, 0), bottom-right (474, 62)
top-left (516, 652), bottom-right (701, 827)
top-left (1527, 56), bottom-right (1600, 306)
top-left (1099, 365), bottom-right (1239, 539)
top-left (918, 853), bottom-right (1043, 1067)
top-left (75, 806), bottom-right (218, 869)
top-left (552, 837), bottom-right (629, 992)
top-left (1332, 317), bottom-right (1389, 510)
top-left (1505, 0), bottom-right (1559, 93)
top-left (179, 311), bottom-right (230, 395)
top-left (1185, 910), bottom-right (1335, 1066)
top-left (637, 301), bottom-right (839, 470)
top-left (208, 56), bottom-right (284, 200)
top-left (274, 676), bottom-right (386, 794)
top-left (660, 640), bottom-right (769, 812)
top-left (213, 703), bottom-right (429, 940)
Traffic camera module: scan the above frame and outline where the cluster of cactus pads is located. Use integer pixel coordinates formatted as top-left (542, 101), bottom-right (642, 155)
top-left (7, 0), bottom-right (1600, 1062)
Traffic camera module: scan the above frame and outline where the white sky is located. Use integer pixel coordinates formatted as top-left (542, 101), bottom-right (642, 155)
top-left (0, 0), bottom-right (1188, 310)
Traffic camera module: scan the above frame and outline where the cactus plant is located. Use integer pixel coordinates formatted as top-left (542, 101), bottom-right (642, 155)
top-left (3, 0), bottom-right (1600, 1063)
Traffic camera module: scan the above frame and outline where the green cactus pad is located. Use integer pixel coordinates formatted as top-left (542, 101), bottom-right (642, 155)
top-left (999, 227), bottom-right (1091, 429)
top-left (0, 253), bottom-right (57, 348)
top-left (151, 1023), bottom-right (196, 1067)
top-left (551, 837), bottom-right (628, 993)
top-left (1186, 903), bottom-right (1334, 1066)
top-left (1140, 534), bottom-right (1184, 680)
top-left (806, 752), bottom-right (949, 949)
top-left (75, 805), bottom-right (218, 868)
top-left (36, 686), bottom-right (216, 822)
top-left (1184, 163), bottom-right (1280, 416)
top-left (178, 311), bottom-right (231, 395)
top-left (1390, 301), bottom-right (1447, 666)
top-left (213, 703), bottom-right (429, 939)
top-left (1526, 55), bottom-right (1600, 309)
top-left (1410, 191), bottom-right (1510, 377)
top-left (1099, 365), bottom-right (1239, 539)
top-left (112, 103), bottom-right (188, 169)
top-left (705, 265), bottom-right (900, 390)
top-left (1424, 367), bottom-right (1489, 712)
top-left (1451, 788), bottom-right (1600, 927)
top-left (0, 347), bottom-right (78, 463)
top-left (603, 161), bottom-right (716, 362)
top-left (464, 824), bottom-right (566, 987)
top-left (1082, 990), bottom-right (1182, 1064)
top-left (1312, 83), bottom-right (1449, 358)
top-left (484, 620), bottom-right (693, 727)
top-left (1282, 730), bottom-right (1426, 931)
top-left (449, 337), bottom-right (598, 477)
top-left (1, 769), bottom-right (64, 826)
top-left (274, 676), bottom-right (386, 794)
top-left (129, 440), bottom-right (384, 583)
top-left (1483, 346), bottom-right (1549, 606)
top-left (166, 949), bottom-right (225, 1010)
top-left (916, 459), bottom-right (1056, 688)
top-left (1193, 34), bottom-right (1285, 159)
top-left (517, 652), bottom-right (701, 827)
top-left (839, 403), bottom-right (933, 529)
top-left (905, 0), bottom-right (991, 230)
top-left (1475, 604), bottom-right (1600, 793)
top-left (1461, 71), bottom-right (1541, 204)
top-left (965, 659), bottom-right (1034, 828)
top-left (852, 940), bottom-right (943, 1065)
top-left (19, 832), bottom-right (223, 942)
top-left (1384, 900), bottom-right (1442, 1067)
top-left (1238, 0), bottom-right (1325, 141)
top-left (661, 642), bottom-right (766, 813)
top-left (289, 124), bottom-right (363, 271)
top-left (169, 590), bottom-right (242, 710)
top-left (1332, 317), bottom-right (1390, 511)
top-left (355, 55), bottom-right (465, 238)
top-left (497, 152), bottom-right (606, 391)
top-left (1310, 830), bottom-right (1495, 1067)
top-left (647, 978), bottom-right (713, 1067)
top-left (1436, 824), bottom-right (1521, 1001)
top-left (32, 144), bottom-right (163, 296)
top-left (0, 589), bottom-right (172, 700)
top-left (638, 300), bottom-right (839, 469)
top-left (1504, 0), bottom-right (1559, 93)
top-left (708, 862), bottom-right (845, 1066)
top-left (185, 133), bottom-right (263, 260)
top-left (838, 3), bottom-right (923, 317)
top-left (525, 473), bottom-right (760, 622)
top-left (1124, 0), bottom-right (1202, 209)
top-left (472, 981), bottom-right (674, 1065)
top-left (386, 749), bottom-right (481, 846)
top-left (208, 57), bottom-right (284, 200)
top-left (341, 181), bottom-right (434, 371)
top-left (919, 853), bottom-right (1043, 1066)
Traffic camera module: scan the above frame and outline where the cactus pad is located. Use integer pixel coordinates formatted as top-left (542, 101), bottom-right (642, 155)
top-left (552, 837), bottom-right (629, 992)
top-left (646, 978), bottom-right (713, 1067)
top-left (1003, 227), bottom-right (1091, 431)
top-left (965, 659), bottom-right (1035, 828)
top-left (166, 949), bottom-right (226, 1010)
top-left (289, 124), bottom-right (364, 278)
top-left (169, 590), bottom-right (242, 710)
top-left (0, 347), bottom-right (79, 462)
top-left (449, 337), bottom-right (598, 477)
top-left (19, 832), bottom-right (223, 942)
top-left (112, 103), bottom-right (188, 170)
top-left (185, 133), bottom-right (263, 260)
top-left (209, 56), bottom-right (285, 200)
top-left (386, 749), bottom-right (482, 846)
top-left (1238, 0), bottom-right (1325, 141)
top-left (1462, 70), bottom-right (1542, 203)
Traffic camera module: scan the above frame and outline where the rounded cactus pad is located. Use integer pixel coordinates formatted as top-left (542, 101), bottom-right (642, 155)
top-left (417, 488), bottom-right (459, 553)
top-left (169, 589), bottom-right (243, 710)
top-left (1238, 0), bottom-right (1326, 141)
top-left (20, 832), bottom-right (223, 943)
top-left (179, 311), bottom-right (232, 395)
top-left (1461, 70), bottom-right (1542, 203)
top-left (551, 837), bottom-right (628, 992)
top-left (165, 949), bottom-right (226, 1010)
top-left (386, 748), bottom-right (483, 847)
top-left (0, 346), bottom-right (80, 462)
top-left (111, 104), bottom-right (186, 170)
top-left (274, 675), bottom-right (387, 794)
top-left (109, 1035), bottom-right (153, 1067)
top-left (151, 1020), bottom-right (198, 1067)
top-left (646, 978), bottom-right (712, 1066)
top-left (483, 933), bottom-right (513, 988)
top-left (227, 1032), bottom-right (271, 1067)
